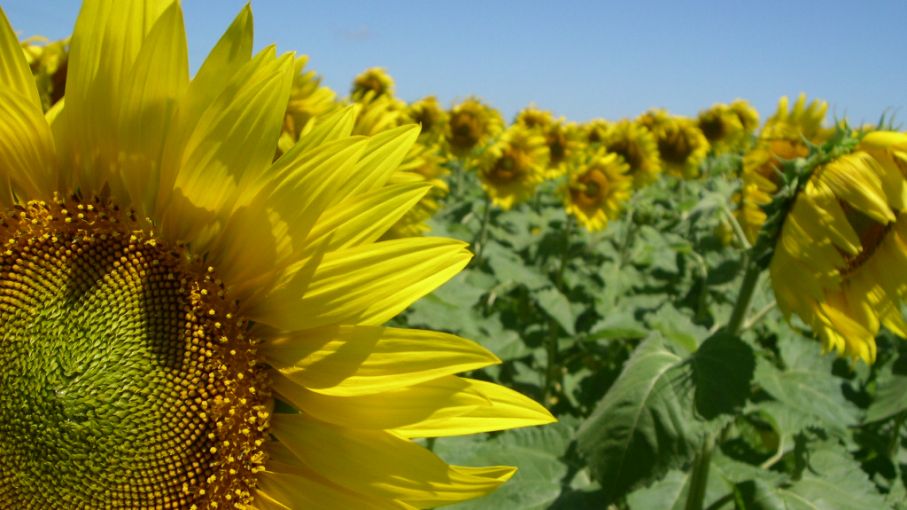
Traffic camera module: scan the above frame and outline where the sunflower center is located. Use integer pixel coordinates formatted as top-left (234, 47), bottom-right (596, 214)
top-left (698, 116), bottom-right (726, 143)
top-left (607, 140), bottom-right (642, 173)
top-left (658, 130), bottom-right (692, 165)
top-left (450, 114), bottom-right (481, 151)
top-left (548, 134), bottom-right (567, 166)
top-left (488, 154), bottom-right (523, 184)
top-left (0, 197), bottom-right (269, 509)
top-left (572, 169), bottom-right (609, 208)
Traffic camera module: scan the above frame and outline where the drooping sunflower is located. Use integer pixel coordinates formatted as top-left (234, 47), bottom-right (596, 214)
top-left (278, 55), bottom-right (338, 154)
top-left (350, 66), bottom-right (395, 100)
top-left (603, 119), bottom-right (662, 188)
top-left (0, 3), bottom-right (554, 509)
top-left (477, 126), bottom-right (549, 209)
top-left (445, 97), bottom-right (504, 158)
top-left (20, 36), bottom-right (69, 112)
top-left (564, 150), bottom-right (633, 232)
top-left (770, 131), bottom-right (907, 364)
top-left (737, 95), bottom-right (829, 242)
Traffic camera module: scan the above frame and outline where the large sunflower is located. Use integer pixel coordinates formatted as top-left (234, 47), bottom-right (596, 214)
top-left (770, 131), bottom-right (907, 363)
top-left (0, 3), bottom-right (554, 508)
top-left (564, 150), bottom-right (633, 232)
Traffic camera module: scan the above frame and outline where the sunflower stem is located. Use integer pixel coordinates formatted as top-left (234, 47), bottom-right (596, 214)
top-left (726, 252), bottom-right (762, 336)
top-left (544, 215), bottom-right (573, 405)
top-left (684, 432), bottom-right (715, 510)
top-left (473, 194), bottom-right (493, 265)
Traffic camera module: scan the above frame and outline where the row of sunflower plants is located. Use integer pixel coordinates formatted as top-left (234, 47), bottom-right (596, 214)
top-left (392, 127), bottom-right (907, 509)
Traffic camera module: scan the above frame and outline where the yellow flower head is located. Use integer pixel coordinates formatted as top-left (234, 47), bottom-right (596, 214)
top-left (352, 91), bottom-right (408, 136)
top-left (406, 95), bottom-right (448, 142)
top-left (564, 150), bottom-right (633, 232)
top-left (638, 110), bottom-right (710, 179)
top-left (603, 119), bottom-right (662, 188)
top-left (477, 126), bottom-right (549, 209)
top-left (542, 119), bottom-right (583, 179)
top-left (582, 118), bottom-right (612, 145)
top-left (0, 3), bottom-right (553, 508)
top-left (351, 66), bottom-right (395, 100)
top-left (738, 95), bottom-right (829, 242)
top-left (20, 36), bottom-right (69, 112)
top-left (515, 105), bottom-right (554, 131)
top-left (445, 97), bottom-right (504, 158)
top-left (770, 131), bottom-right (907, 363)
top-left (697, 100), bottom-right (757, 154)
top-left (278, 55), bottom-right (338, 154)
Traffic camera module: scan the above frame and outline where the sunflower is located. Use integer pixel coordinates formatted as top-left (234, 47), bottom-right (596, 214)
top-left (541, 119), bottom-right (583, 179)
top-left (652, 116), bottom-right (710, 179)
top-left (737, 95), bottom-right (829, 242)
top-left (20, 36), bottom-right (69, 112)
top-left (405, 95), bottom-right (447, 144)
top-left (0, 3), bottom-right (554, 509)
top-left (514, 105), bottom-right (554, 131)
top-left (603, 119), bottom-right (662, 188)
top-left (697, 100), bottom-right (757, 154)
top-left (445, 97), bottom-right (504, 158)
top-left (564, 150), bottom-right (633, 232)
top-left (351, 66), bottom-right (395, 100)
top-left (477, 126), bottom-right (549, 209)
top-left (770, 131), bottom-right (907, 363)
top-left (582, 118), bottom-right (611, 145)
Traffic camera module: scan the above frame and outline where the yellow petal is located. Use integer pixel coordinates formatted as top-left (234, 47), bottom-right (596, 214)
top-left (114, 1), bottom-right (188, 216)
top-left (251, 238), bottom-right (471, 330)
top-left (290, 104), bottom-right (361, 155)
top-left (161, 47), bottom-right (294, 242)
top-left (264, 325), bottom-right (499, 396)
top-left (302, 181), bottom-right (431, 255)
top-left (271, 414), bottom-right (515, 508)
top-left (820, 152), bottom-right (895, 224)
top-left (273, 374), bottom-right (488, 431)
top-left (257, 471), bottom-right (408, 510)
top-left (0, 89), bottom-right (56, 203)
top-left (329, 125), bottom-right (420, 207)
top-left (0, 7), bottom-right (42, 110)
top-left (57, 0), bottom-right (173, 192)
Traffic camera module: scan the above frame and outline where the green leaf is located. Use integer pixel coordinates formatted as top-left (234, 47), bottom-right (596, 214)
top-left (535, 286), bottom-right (576, 335)
top-left (577, 335), bottom-right (706, 503)
top-left (587, 309), bottom-right (648, 341)
top-left (692, 331), bottom-right (756, 419)
top-left (485, 244), bottom-right (549, 290)
top-left (755, 330), bottom-right (859, 436)
top-left (438, 420), bottom-right (575, 510)
top-left (776, 442), bottom-right (889, 510)
top-left (865, 353), bottom-right (907, 423)
top-left (646, 305), bottom-right (708, 352)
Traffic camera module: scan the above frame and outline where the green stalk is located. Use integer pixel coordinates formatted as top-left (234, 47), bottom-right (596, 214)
top-left (685, 434), bottom-right (715, 510)
top-left (473, 194), bottom-right (493, 265)
top-left (544, 216), bottom-right (573, 405)
top-left (726, 253), bottom-right (762, 336)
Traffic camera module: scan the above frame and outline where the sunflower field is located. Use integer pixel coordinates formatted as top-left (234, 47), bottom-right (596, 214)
top-left (4, 3), bottom-right (907, 509)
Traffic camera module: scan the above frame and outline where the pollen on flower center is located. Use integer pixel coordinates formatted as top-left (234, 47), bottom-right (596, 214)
top-left (0, 196), bottom-right (269, 509)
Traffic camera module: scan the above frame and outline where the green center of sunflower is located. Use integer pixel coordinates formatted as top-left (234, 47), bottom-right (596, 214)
top-left (0, 197), bottom-right (269, 509)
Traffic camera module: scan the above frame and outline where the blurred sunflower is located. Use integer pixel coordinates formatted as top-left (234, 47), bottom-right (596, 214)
top-left (564, 151), bottom-right (633, 232)
top-left (603, 119), bottom-right (662, 188)
top-left (20, 36), bottom-right (69, 111)
top-left (541, 119), bottom-right (583, 179)
top-left (738, 95), bottom-right (829, 242)
top-left (278, 55), bottom-right (338, 155)
top-left (770, 131), bottom-right (907, 363)
top-left (582, 118), bottom-right (611, 145)
top-left (0, 3), bottom-right (553, 508)
top-left (445, 97), bottom-right (504, 158)
top-left (406, 95), bottom-right (448, 143)
top-left (652, 116), bottom-right (710, 179)
top-left (351, 66), bottom-right (395, 100)
top-left (477, 126), bottom-right (549, 209)
top-left (515, 105), bottom-right (554, 131)
top-left (697, 100), bottom-right (757, 154)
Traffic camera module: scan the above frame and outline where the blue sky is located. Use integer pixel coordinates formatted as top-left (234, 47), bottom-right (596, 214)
top-left (5, 1), bottom-right (907, 126)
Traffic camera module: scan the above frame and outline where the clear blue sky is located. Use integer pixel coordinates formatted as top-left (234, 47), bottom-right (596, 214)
top-left (5, 1), bottom-right (906, 126)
